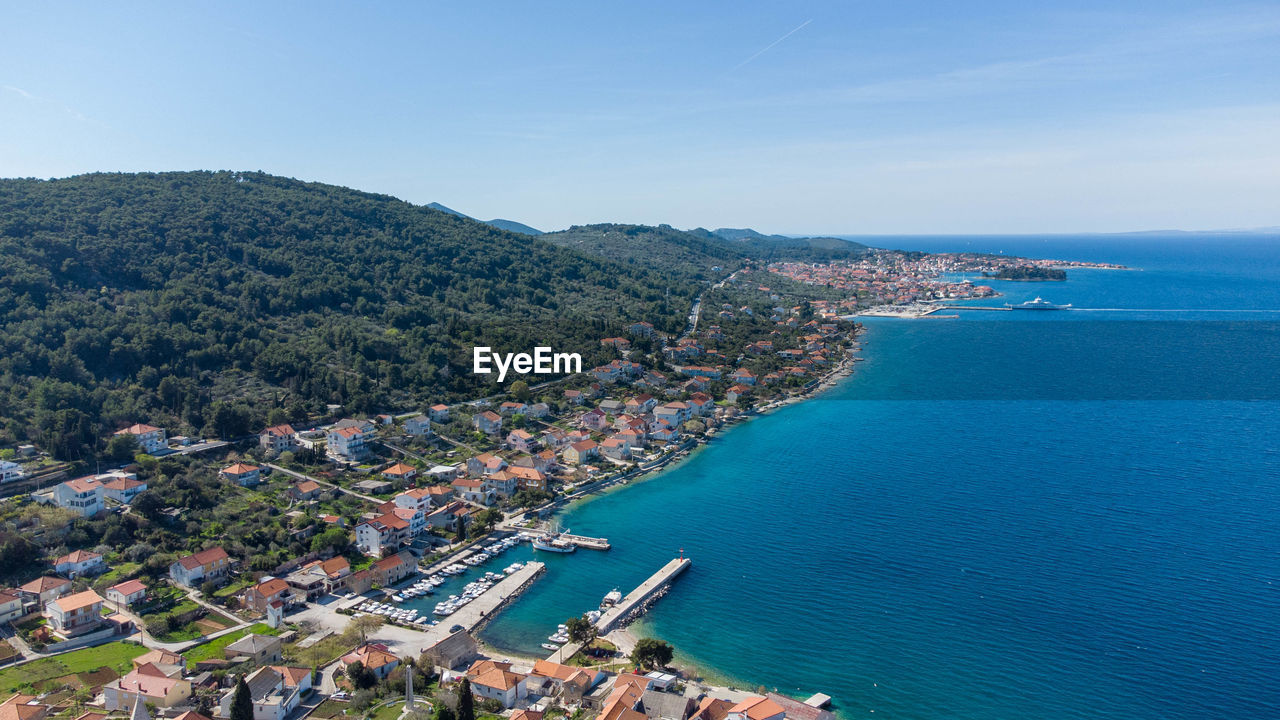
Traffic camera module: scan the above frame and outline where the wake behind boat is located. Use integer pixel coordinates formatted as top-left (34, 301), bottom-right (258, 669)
top-left (1007, 296), bottom-right (1072, 310)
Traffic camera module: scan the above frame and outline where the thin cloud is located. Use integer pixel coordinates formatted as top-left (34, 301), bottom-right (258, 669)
top-left (733, 19), bottom-right (812, 70)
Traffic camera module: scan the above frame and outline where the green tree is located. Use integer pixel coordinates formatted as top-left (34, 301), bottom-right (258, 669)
top-left (230, 676), bottom-right (252, 720)
top-left (457, 678), bottom-right (475, 720)
top-left (629, 638), bottom-right (674, 670)
top-left (104, 433), bottom-right (139, 461)
top-left (346, 661), bottom-right (376, 690)
top-left (433, 703), bottom-right (456, 720)
top-left (310, 526), bottom-right (350, 554)
top-left (508, 380), bottom-right (531, 402)
top-left (565, 615), bottom-right (596, 646)
top-left (473, 508), bottom-right (503, 534)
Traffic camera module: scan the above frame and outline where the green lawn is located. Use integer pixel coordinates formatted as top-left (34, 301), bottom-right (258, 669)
top-left (367, 701), bottom-right (403, 720)
top-left (182, 622), bottom-right (278, 668)
top-left (91, 562), bottom-right (141, 591)
top-left (0, 641), bottom-right (148, 693)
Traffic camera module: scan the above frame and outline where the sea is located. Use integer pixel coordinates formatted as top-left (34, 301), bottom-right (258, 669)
top-left (429, 234), bottom-right (1280, 720)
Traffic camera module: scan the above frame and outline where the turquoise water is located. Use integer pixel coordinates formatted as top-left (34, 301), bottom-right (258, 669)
top-left (480, 235), bottom-right (1280, 719)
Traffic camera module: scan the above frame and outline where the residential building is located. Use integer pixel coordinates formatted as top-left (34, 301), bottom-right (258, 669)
top-left (426, 501), bottom-right (471, 532)
top-left (114, 424), bottom-right (166, 454)
top-left (100, 475), bottom-right (147, 504)
top-left (725, 698), bottom-right (786, 720)
top-left (506, 466), bottom-right (547, 491)
top-left (404, 415), bottom-right (431, 437)
top-left (259, 425), bottom-right (297, 452)
top-left (341, 643), bottom-right (400, 680)
top-left (371, 553), bottom-right (413, 587)
top-left (355, 513), bottom-right (411, 557)
top-left (104, 665), bottom-right (192, 711)
top-left (473, 411), bottom-right (503, 435)
top-left (467, 453), bottom-right (507, 477)
top-left (169, 547), bottom-right (232, 587)
top-left (563, 440), bottom-right (599, 466)
top-left (422, 630), bottom-right (479, 671)
top-left (382, 463), bottom-right (418, 482)
top-left (224, 634), bottom-right (283, 664)
top-left (288, 480), bottom-right (322, 501)
top-left (17, 576), bottom-right (71, 607)
top-left (52, 477), bottom-right (104, 517)
top-left (428, 404), bottom-right (451, 422)
top-left (498, 402), bottom-right (529, 417)
top-left (466, 660), bottom-right (529, 708)
top-left (326, 426), bottom-right (368, 460)
top-left (0, 590), bottom-right (25, 623)
top-left (0, 460), bottom-right (24, 484)
top-left (451, 477), bottom-right (494, 505)
top-left (483, 470), bottom-right (518, 499)
top-left (600, 437), bottom-right (632, 461)
top-left (243, 578), bottom-right (294, 614)
top-left (219, 463), bottom-right (261, 487)
top-left (105, 580), bottom-right (147, 607)
top-left (506, 429), bottom-right (538, 453)
top-left (214, 666), bottom-right (307, 720)
top-left (45, 589), bottom-right (105, 637)
top-left (53, 550), bottom-right (106, 578)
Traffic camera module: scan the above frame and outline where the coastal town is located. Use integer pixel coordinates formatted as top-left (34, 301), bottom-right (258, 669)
top-left (0, 266), bottom-right (872, 720)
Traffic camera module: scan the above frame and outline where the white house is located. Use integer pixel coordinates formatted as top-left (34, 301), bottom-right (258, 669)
top-left (45, 589), bottom-right (105, 637)
top-left (169, 547), bottom-right (232, 587)
top-left (404, 415), bottom-right (431, 437)
top-left (467, 660), bottom-right (529, 708)
top-left (105, 579), bottom-right (148, 607)
top-left (429, 404), bottom-right (451, 422)
top-left (219, 463), bottom-right (262, 487)
top-left (0, 460), bottom-right (25, 484)
top-left (114, 423), bottom-right (167, 454)
top-left (215, 666), bottom-right (308, 720)
top-left (53, 549), bottom-right (106, 578)
top-left (326, 426), bottom-right (367, 460)
top-left (260, 425), bottom-right (297, 452)
top-left (98, 471), bottom-right (147, 504)
top-left (52, 477), bottom-right (104, 517)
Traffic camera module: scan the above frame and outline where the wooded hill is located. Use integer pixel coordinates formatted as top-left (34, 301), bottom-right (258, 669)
top-left (0, 171), bottom-right (703, 458)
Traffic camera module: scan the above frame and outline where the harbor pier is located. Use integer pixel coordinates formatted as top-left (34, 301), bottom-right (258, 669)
top-left (560, 533), bottom-right (612, 550)
top-left (595, 556), bottom-right (692, 634)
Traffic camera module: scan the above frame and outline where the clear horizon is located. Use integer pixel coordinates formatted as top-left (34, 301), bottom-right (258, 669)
top-left (3, 1), bottom-right (1279, 234)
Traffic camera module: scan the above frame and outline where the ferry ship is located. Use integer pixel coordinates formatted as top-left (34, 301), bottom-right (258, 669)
top-left (1007, 296), bottom-right (1072, 310)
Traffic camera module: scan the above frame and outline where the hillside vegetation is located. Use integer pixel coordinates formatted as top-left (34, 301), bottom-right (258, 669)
top-left (0, 171), bottom-right (699, 457)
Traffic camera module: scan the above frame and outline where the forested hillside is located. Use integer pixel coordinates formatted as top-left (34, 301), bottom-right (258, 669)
top-left (0, 171), bottom-right (699, 458)
top-left (540, 223), bottom-right (751, 285)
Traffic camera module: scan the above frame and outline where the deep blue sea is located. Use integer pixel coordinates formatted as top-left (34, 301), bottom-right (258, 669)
top-left (471, 234), bottom-right (1280, 720)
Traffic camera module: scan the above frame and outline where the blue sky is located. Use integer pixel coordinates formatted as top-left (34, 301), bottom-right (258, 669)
top-left (3, 1), bottom-right (1278, 234)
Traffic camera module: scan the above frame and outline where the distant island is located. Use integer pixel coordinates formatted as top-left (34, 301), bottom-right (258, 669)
top-left (984, 266), bottom-right (1067, 281)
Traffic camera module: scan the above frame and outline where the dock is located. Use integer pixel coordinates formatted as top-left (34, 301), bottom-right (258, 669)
top-left (560, 533), bottom-right (611, 550)
top-left (418, 561), bottom-right (545, 642)
top-left (546, 556), bottom-right (692, 664)
top-left (595, 556), bottom-right (692, 634)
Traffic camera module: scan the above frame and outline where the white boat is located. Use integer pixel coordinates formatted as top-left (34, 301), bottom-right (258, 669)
top-left (541, 643), bottom-right (562, 651)
top-left (602, 588), bottom-right (623, 607)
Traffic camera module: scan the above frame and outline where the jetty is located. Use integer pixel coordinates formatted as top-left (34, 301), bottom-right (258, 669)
top-left (423, 560), bottom-right (545, 640)
top-left (596, 556), bottom-right (691, 634)
top-left (559, 533), bottom-right (611, 550)
top-left (547, 556), bottom-right (691, 664)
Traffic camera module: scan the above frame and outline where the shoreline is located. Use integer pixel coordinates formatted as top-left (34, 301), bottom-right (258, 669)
top-left (528, 344), bottom-right (865, 705)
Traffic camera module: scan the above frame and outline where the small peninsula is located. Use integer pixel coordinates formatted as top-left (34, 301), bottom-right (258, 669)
top-left (984, 266), bottom-right (1068, 281)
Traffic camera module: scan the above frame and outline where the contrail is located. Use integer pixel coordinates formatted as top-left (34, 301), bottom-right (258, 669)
top-left (734, 19), bottom-right (812, 70)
